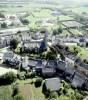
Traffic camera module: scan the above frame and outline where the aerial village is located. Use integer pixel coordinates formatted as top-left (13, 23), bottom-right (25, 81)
top-left (0, 0), bottom-right (88, 100)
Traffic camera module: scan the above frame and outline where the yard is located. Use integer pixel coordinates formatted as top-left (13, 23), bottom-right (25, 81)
top-left (17, 79), bottom-right (45, 100)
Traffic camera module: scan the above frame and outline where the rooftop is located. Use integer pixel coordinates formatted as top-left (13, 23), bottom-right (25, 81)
top-left (45, 78), bottom-right (61, 91)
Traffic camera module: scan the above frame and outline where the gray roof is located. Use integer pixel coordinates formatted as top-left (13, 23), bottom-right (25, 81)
top-left (56, 61), bottom-right (66, 71)
top-left (28, 60), bottom-right (38, 67)
top-left (46, 60), bottom-right (57, 68)
top-left (62, 21), bottom-right (83, 28)
top-left (65, 67), bottom-right (75, 75)
top-left (45, 78), bottom-right (61, 91)
top-left (72, 72), bottom-right (86, 88)
top-left (3, 51), bottom-right (14, 60)
top-left (42, 67), bottom-right (56, 77)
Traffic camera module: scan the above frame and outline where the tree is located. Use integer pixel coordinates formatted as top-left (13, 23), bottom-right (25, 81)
top-left (10, 39), bottom-right (19, 49)
top-left (45, 51), bottom-right (57, 60)
top-left (53, 29), bottom-right (58, 35)
top-left (35, 78), bottom-right (42, 87)
top-left (20, 18), bottom-right (29, 25)
top-left (86, 42), bottom-right (88, 47)
top-left (49, 92), bottom-right (58, 100)
top-left (12, 84), bottom-right (19, 97)
top-left (0, 72), bottom-right (17, 85)
top-left (1, 22), bottom-right (7, 28)
top-left (57, 26), bottom-right (63, 33)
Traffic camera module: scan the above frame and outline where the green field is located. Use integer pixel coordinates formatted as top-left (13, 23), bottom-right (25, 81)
top-left (0, 85), bottom-right (13, 100)
top-left (65, 7), bottom-right (88, 14)
top-left (69, 45), bottom-right (88, 61)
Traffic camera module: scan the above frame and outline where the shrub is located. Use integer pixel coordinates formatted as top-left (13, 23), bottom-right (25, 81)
top-left (14, 94), bottom-right (24, 100)
top-left (12, 84), bottom-right (19, 97)
top-left (35, 78), bottom-right (42, 87)
top-left (0, 72), bottom-right (17, 85)
top-left (17, 72), bottom-right (25, 80)
top-left (49, 91), bottom-right (58, 99)
top-left (25, 72), bottom-right (36, 79)
top-left (10, 39), bottom-right (19, 49)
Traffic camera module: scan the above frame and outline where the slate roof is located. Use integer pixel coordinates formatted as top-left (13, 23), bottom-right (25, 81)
top-left (42, 67), bottom-right (56, 77)
top-left (46, 60), bottom-right (57, 68)
top-left (56, 60), bottom-right (66, 71)
top-left (71, 72), bottom-right (86, 88)
top-left (45, 78), bottom-right (61, 91)
top-left (3, 51), bottom-right (14, 60)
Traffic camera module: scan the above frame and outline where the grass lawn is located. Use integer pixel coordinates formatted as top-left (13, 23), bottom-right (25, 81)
top-left (77, 49), bottom-right (88, 61)
top-left (0, 85), bottom-right (13, 100)
top-left (69, 29), bottom-right (83, 35)
top-left (18, 79), bottom-right (45, 100)
top-left (58, 15), bottom-right (73, 21)
top-left (69, 45), bottom-right (88, 61)
top-left (65, 7), bottom-right (88, 14)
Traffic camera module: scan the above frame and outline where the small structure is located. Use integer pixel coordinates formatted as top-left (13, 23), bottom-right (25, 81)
top-left (45, 78), bottom-right (61, 91)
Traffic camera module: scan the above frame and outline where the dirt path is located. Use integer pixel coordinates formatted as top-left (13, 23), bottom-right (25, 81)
top-left (19, 84), bottom-right (34, 100)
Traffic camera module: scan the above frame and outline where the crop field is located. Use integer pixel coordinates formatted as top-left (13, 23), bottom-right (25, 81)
top-left (0, 3), bottom-right (74, 29)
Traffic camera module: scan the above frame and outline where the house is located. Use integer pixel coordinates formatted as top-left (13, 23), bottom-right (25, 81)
top-left (45, 78), bottom-right (61, 91)
top-left (0, 36), bottom-right (11, 48)
top-left (65, 67), bottom-right (76, 81)
top-left (42, 67), bottom-right (56, 77)
top-left (71, 72), bottom-right (86, 88)
top-left (45, 60), bottom-right (58, 68)
top-left (3, 51), bottom-right (14, 62)
top-left (21, 31), bottom-right (47, 53)
top-left (28, 59), bottom-right (39, 68)
top-left (35, 60), bottom-right (45, 75)
top-left (7, 57), bottom-right (20, 67)
top-left (21, 56), bottom-right (30, 70)
top-left (83, 78), bottom-right (88, 90)
top-left (32, 32), bottom-right (44, 40)
top-left (56, 60), bottom-right (66, 72)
